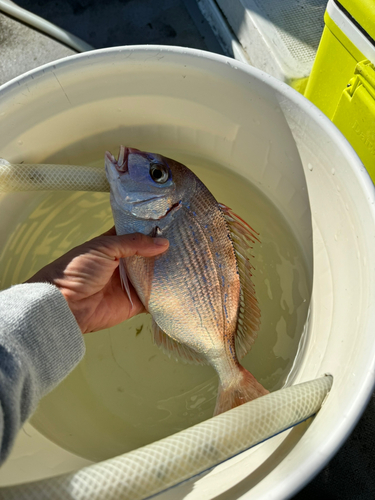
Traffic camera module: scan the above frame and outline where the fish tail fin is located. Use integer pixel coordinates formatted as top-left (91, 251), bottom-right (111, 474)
top-left (214, 367), bottom-right (268, 416)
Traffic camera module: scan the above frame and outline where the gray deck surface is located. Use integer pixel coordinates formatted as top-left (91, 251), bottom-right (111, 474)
top-left (0, 0), bottom-right (223, 84)
top-left (0, 1), bottom-right (374, 499)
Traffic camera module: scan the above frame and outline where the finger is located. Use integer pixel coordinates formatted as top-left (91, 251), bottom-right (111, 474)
top-left (92, 232), bottom-right (169, 260)
top-left (116, 232), bottom-right (169, 258)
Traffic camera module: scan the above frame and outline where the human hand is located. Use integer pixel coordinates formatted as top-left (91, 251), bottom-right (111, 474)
top-left (26, 228), bottom-right (169, 334)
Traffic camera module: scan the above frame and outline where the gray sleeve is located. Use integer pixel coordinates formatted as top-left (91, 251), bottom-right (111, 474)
top-left (0, 282), bottom-right (85, 464)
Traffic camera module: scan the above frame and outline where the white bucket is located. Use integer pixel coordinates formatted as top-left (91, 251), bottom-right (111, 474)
top-left (0, 46), bottom-right (374, 499)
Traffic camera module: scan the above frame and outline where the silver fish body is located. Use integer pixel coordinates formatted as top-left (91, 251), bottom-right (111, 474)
top-left (106, 147), bottom-right (268, 415)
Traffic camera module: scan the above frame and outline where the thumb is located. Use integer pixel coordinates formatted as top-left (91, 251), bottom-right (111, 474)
top-left (91, 232), bottom-right (169, 260)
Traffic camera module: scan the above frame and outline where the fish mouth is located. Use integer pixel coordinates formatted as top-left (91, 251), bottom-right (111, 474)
top-left (105, 146), bottom-right (141, 173)
top-left (130, 195), bottom-right (164, 205)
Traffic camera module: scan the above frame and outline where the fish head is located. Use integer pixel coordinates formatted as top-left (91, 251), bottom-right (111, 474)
top-left (105, 146), bottom-right (195, 220)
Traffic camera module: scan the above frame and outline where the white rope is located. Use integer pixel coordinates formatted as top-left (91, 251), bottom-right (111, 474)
top-left (0, 160), bottom-right (109, 193)
top-left (0, 376), bottom-right (333, 500)
top-left (0, 0), bottom-right (93, 52)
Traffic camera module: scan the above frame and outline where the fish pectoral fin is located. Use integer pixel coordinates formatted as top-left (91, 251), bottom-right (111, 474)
top-left (119, 258), bottom-right (134, 308)
top-left (152, 319), bottom-right (208, 365)
top-left (219, 203), bottom-right (261, 359)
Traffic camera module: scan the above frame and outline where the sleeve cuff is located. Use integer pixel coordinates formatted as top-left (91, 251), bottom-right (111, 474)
top-left (0, 282), bottom-right (85, 398)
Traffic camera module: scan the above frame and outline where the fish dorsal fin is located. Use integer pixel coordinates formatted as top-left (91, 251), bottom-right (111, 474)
top-left (152, 319), bottom-right (208, 365)
top-left (119, 258), bottom-right (134, 308)
top-left (219, 203), bottom-right (261, 359)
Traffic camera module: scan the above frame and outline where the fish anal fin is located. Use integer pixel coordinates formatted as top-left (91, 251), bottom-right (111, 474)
top-left (219, 203), bottom-right (261, 359)
top-left (214, 367), bottom-right (268, 416)
top-left (152, 319), bottom-right (207, 365)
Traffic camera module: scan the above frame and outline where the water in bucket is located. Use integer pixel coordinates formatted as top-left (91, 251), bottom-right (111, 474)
top-left (0, 148), bottom-right (311, 462)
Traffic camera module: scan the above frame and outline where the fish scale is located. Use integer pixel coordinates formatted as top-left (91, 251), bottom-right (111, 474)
top-left (151, 205), bottom-right (233, 357)
top-left (130, 218), bottom-right (214, 350)
top-left (186, 185), bottom-right (240, 318)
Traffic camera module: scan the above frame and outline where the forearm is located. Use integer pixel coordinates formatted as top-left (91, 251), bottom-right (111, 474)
top-left (0, 283), bottom-right (85, 464)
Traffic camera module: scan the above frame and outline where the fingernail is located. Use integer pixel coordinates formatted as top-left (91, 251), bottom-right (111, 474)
top-left (154, 237), bottom-right (169, 246)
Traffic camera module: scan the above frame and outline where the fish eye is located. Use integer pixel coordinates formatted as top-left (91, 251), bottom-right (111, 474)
top-left (149, 163), bottom-right (169, 184)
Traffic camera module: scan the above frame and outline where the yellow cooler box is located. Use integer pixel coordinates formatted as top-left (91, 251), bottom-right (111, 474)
top-left (304, 0), bottom-right (375, 175)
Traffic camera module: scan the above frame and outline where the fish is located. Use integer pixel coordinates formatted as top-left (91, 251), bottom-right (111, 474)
top-left (105, 146), bottom-right (268, 415)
